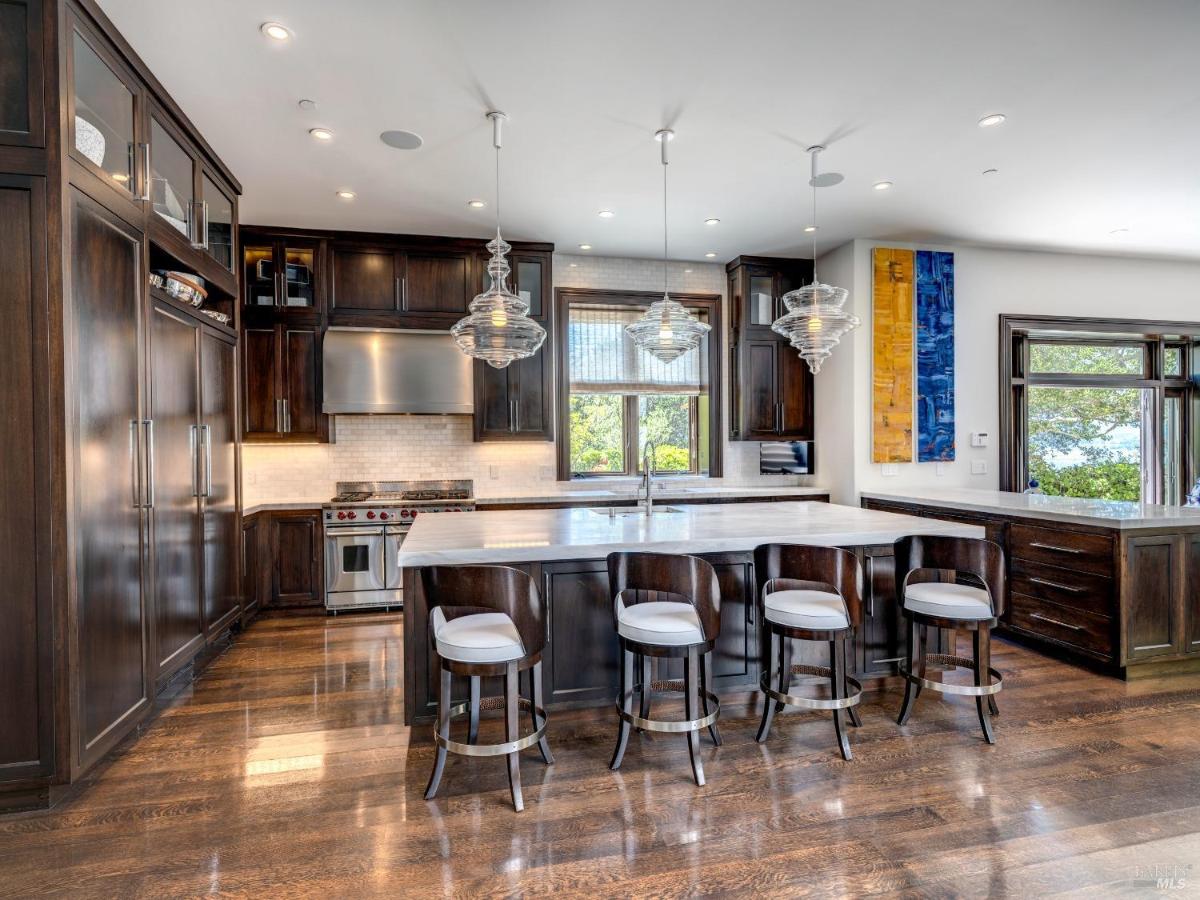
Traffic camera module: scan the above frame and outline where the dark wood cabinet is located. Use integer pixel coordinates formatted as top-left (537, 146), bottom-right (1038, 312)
top-left (200, 331), bottom-right (240, 637)
top-left (540, 560), bottom-right (618, 707)
top-left (1186, 534), bottom-right (1200, 655)
top-left (243, 234), bottom-right (321, 316)
top-left (329, 243), bottom-right (397, 317)
top-left (241, 323), bottom-right (329, 443)
top-left (269, 511), bottom-right (323, 608)
top-left (0, 0), bottom-right (44, 148)
top-left (330, 242), bottom-right (473, 325)
top-left (404, 249), bottom-right (471, 315)
top-left (727, 256), bottom-right (815, 441)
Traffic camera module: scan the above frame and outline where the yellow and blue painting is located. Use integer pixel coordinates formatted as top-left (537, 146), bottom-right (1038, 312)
top-left (915, 250), bottom-right (955, 461)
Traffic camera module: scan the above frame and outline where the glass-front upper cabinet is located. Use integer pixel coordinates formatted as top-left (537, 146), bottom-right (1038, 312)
top-left (747, 273), bottom-right (777, 326)
top-left (201, 173), bottom-right (235, 271)
top-left (71, 27), bottom-right (138, 195)
top-left (149, 114), bottom-right (193, 237)
top-left (243, 240), bottom-right (318, 311)
top-left (513, 257), bottom-right (544, 319)
top-left (282, 246), bottom-right (316, 308)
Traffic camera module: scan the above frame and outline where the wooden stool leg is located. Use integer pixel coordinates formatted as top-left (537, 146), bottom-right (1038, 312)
top-left (830, 640), bottom-right (852, 761)
top-left (756, 629), bottom-right (780, 743)
top-left (424, 666), bottom-right (451, 800)
top-left (610, 646), bottom-right (634, 770)
top-left (467, 675), bottom-right (480, 745)
top-left (974, 628), bottom-right (996, 745)
top-left (639, 654), bottom-right (652, 731)
top-left (504, 661), bottom-right (524, 811)
top-left (897, 617), bottom-right (921, 726)
top-left (685, 646), bottom-right (705, 786)
top-left (530, 661), bottom-right (553, 765)
top-left (776, 637), bottom-right (794, 712)
top-left (701, 649), bottom-right (722, 746)
top-left (844, 638), bottom-right (863, 728)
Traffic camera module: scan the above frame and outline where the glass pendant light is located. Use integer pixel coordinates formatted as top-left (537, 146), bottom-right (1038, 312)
top-left (451, 111), bottom-right (546, 368)
top-left (771, 145), bottom-right (860, 374)
top-left (625, 129), bottom-right (711, 364)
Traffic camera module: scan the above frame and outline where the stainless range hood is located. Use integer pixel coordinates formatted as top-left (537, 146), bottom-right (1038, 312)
top-left (322, 327), bottom-right (474, 415)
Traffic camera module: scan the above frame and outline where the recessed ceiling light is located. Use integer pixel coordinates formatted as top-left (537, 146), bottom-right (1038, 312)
top-left (598, 210), bottom-right (615, 218)
top-left (569, 263), bottom-right (578, 268)
top-left (1109, 228), bottom-right (1129, 235)
top-left (704, 217), bottom-right (720, 226)
top-left (978, 113), bottom-right (1006, 128)
top-left (684, 268), bottom-right (693, 274)
top-left (803, 225), bottom-right (818, 233)
top-left (309, 127), bottom-right (334, 141)
top-left (297, 99), bottom-right (317, 112)
top-left (873, 181), bottom-right (893, 191)
top-left (380, 130), bottom-right (423, 150)
top-left (336, 190), bottom-right (356, 200)
top-left (578, 244), bottom-right (592, 250)
top-left (704, 251), bottom-right (717, 258)
top-left (982, 168), bottom-right (999, 176)
top-left (467, 199), bottom-right (486, 209)
top-left (260, 22), bottom-right (291, 41)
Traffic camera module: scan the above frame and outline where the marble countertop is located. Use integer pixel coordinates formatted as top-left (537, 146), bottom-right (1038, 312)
top-left (396, 501), bottom-right (982, 567)
top-left (862, 488), bottom-right (1200, 530)
top-left (243, 501), bottom-right (327, 516)
top-left (474, 485), bottom-right (830, 505)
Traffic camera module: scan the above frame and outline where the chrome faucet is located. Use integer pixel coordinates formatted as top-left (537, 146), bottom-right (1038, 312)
top-left (641, 442), bottom-right (657, 515)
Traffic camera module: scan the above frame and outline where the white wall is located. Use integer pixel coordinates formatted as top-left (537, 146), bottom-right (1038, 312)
top-left (817, 239), bottom-right (1200, 504)
top-left (242, 252), bottom-right (817, 505)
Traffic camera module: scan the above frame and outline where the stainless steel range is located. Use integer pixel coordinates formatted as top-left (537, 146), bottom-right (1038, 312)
top-left (323, 479), bottom-right (475, 611)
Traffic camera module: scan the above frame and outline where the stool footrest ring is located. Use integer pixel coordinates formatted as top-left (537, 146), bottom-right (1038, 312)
top-left (615, 683), bottom-right (720, 733)
top-left (900, 654), bottom-right (1003, 697)
top-left (759, 665), bottom-right (864, 711)
top-left (434, 698), bottom-right (548, 757)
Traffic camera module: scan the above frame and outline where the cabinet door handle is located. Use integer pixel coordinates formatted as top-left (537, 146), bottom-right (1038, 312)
top-left (1029, 612), bottom-right (1084, 632)
top-left (189, 200), bottom-right (209, 250)
top-left (276, 398), bottom-right (284, 434)
top-left (283, 399), bottom-right (291, 434)
top-left (189, 424), bottom-right (200, 497)
top-left (542, 571), bottom-right (551, 644)
top-left (130, 419), bottom-right (142, 508)
top-left (1029, 576), bottom-right (1083, 594)
top-left (143, 420), bottom-right (156, 509)
top-left (1028, 542), bottom-right (1085, 555)
top-left (396, 276), bottom-right (408, 311)
top-left (202, 424), bottom-right (213, 497)
top-left (137, 143), bottom-right (151, 202)
top-left (276, 271), bottom-right (285, 307)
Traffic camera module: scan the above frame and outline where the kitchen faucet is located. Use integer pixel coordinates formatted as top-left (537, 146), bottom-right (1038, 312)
top-left (641, 442), bottom-right (657, 515)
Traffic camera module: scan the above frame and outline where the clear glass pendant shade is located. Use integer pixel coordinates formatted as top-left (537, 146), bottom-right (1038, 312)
top-left (625, 294), bottom-right (711, 363)
top-left (771, 281), bottom-right (860, 374)
top-left (451, 232), bottom-right (545, 368)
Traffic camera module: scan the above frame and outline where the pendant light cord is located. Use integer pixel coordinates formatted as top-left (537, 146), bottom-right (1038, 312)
top-left (810, 148), bottom-right (819, 284)
top-left (662, 134), bottom-right (669, 297)
top-left (493, 115), bottom-right (502, 238)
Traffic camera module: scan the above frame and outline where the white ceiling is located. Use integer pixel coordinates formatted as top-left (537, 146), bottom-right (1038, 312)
top-left (100, 0), bottom-right (1200, 262)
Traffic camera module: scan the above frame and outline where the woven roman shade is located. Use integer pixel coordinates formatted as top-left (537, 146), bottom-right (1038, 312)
top-left (568, 304), bottom-right (708, 395)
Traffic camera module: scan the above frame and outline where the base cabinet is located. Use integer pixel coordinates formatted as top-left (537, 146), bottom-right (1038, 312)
top-left (268, 510), bottom-right (324, 609)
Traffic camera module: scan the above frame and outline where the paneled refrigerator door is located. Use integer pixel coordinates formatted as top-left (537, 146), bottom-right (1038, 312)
top-left (200, 330), bottom-right (241, 635)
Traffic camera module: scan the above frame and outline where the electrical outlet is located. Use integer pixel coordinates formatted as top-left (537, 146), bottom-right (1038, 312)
top-left (971, 459), bottom-right (988, 475)
top-left (935, 462), bottom-right (946, 477)
top-left (882, 464), bottom-right (899, 477)
top-left (489, 465), bottom-right (500, 480)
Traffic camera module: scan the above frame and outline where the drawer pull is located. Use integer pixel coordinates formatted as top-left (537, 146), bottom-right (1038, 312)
top-left (1028, 542), bottom-right (1085, 555)
top-left (1029, 577), bottom-right (1084, 594)
top-left (1029, 612), bottom-right (1084, 632)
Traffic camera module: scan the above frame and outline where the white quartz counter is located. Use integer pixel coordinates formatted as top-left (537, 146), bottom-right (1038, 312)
top-left (396, 501), bottom-right (982, 567)
top-left (862, 488), bottom-right (1200, 530)
top-left (474, 485), bottom-right (829, 505)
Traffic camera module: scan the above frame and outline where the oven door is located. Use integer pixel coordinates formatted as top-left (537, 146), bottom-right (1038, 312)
top-left (325, 526), bottom-right (387, 594)
top-left (383, 525), bottom-right (409, 590)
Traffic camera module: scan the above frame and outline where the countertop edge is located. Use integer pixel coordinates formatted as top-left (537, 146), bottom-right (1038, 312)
top-left (861, 491), bottom-right (1200, 530)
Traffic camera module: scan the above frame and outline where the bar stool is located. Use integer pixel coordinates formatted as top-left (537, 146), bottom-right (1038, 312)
top-left (607, 551), bottom-right (722, 786)
top-left (422, 565), bottom-right (553, 811)
top-left (753, 544), bottom-right (865, 760)
top-left (894, 535), bottom-right (1006, 744)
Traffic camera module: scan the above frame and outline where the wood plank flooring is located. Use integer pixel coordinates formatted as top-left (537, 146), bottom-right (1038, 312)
top-left (2, 614), bottom-right (1200, 898)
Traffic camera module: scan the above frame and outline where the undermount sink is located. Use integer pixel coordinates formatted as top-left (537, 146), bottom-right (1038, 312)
top-left (590, 505), bottom-right (683, 516)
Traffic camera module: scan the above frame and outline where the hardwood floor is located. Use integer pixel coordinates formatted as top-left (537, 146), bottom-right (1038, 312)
top-left (2, 614), bottom-right (1200, 898)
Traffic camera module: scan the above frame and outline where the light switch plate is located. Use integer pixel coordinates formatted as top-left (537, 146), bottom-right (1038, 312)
top-left (882, 464), bottom-right (899, 477)
top-left (971, 432), bottom-right (989, 448)
top-left (935, 462), bottom-right (946, 477)
top-left (971, 459), bottom-right (988, 475)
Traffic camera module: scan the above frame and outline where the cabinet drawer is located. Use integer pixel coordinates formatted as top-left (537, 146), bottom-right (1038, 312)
top-left (1010, 559), bottom-right (1114, 618)
top-left (1010, 523), bottom-right (1113, 576)
top-left (1009, 592), bottom-right (1114, 658)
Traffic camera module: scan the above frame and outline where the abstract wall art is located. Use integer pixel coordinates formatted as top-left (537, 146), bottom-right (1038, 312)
top-left (871, 248), bottom-right (914, 463)
top-left (915, 250), bottom-right (955, 461)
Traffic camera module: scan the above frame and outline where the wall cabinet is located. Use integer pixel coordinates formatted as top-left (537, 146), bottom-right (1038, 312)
top-left (243, 235), bottom-right (320, 315)
top-left (329, 242), bottom-right (473, 325)
top-left (727, 256), bottom-right (814, 441)
top-left (242, 323), bottom-right (329, 443)
top-left (0, 0), bottom-right (45, 148)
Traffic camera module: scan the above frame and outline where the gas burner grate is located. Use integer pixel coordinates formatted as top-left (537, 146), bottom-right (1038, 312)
top-left (331, 491), bottom-right (371, 503)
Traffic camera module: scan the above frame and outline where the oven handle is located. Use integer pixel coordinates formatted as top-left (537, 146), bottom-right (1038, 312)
top-left (384, 527), bottom-right (404, 589)
top-left (326, 527), bottom-right (387, 537)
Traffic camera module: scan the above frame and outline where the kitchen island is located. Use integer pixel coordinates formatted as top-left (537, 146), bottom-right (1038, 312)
top-left (399, 501), bottom-right (982, 723)
top-left (862, 489), bottom-right (1200, 677)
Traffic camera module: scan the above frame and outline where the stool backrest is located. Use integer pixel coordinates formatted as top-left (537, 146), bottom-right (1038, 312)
top-left (753, 544), bottom-right (864, 627)
top-left (421, 565), bottom-right (546, 657)
top-left (894, 534), bottom-right (1007, 618)
top-left (606, 551), bottom-right (721, 642)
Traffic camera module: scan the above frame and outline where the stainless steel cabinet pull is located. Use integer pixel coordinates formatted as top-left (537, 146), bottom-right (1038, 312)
top-left (283, 399), bottom-right (291, 434)
top-left (189, 424), bottom-right (200, 497)
top-left (542, 571), bottom-right (552, 643)
top-left (396, 276), bottom-right (408, 311)
top-left (189, 200), bottom-right (209, 250)
top-left (1029, 576), bottom-right (1083, 594)
top-left (1029, 542), bottom-right (1084, 555)
top-left (202, 424), bottom-right (213, 497)
top-left (1029, 612), bottom-right (1083, 632)
top-left (276, 398), bottom-right (284, 433)
top-left (143, 420), bottom-right (156, 509)
top-left (130, 420), bottom-right (142, 508)
top-left (138, 143), bottom-right (151, 201)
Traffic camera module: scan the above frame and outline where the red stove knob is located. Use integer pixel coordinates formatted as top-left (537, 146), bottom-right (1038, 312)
top-left (337, 511), bottom-right (347, 520)
top-left (409, 509), bottom-right (418, 518)
top-left (366, 511), bottom-right (376, 519)
top-left (380, 512), bottom-right (389, 520)
top-left (347, 511), bottom-right (357, 520)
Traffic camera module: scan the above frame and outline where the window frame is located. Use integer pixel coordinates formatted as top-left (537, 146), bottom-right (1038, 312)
top-left (556, 287), bottom-right (723, 481)
top-left (999, 315), bottom-right (1198, 504)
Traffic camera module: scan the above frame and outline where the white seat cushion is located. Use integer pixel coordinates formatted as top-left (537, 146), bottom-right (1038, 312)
top-left (904, 582), bottom-right (994, 620)
top-left (763, 589), bottom-right (850, 630)
top-left (433, 609), bottom-right (524, 663)
top-left (617, 600), bottom-right (704, 647)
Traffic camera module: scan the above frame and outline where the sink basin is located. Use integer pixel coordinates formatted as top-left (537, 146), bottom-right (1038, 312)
top-left (589, 505), bottom-right (683, 516)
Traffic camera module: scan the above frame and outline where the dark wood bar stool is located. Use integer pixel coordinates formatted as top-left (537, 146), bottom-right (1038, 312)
top-left (753, 544), bottom-right (865, 760)
top-left (607, 551), bottom-right (722, 786)
top-left (422, 565), bottom-right (553, 811)
top-left (894, 535), bottom-right (1006, 744)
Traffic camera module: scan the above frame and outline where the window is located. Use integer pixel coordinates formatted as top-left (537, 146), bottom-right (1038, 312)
top-left (1001, 317), bottom-right (1198, 504)
top-left (557, 291), bottom-right (722, 479)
